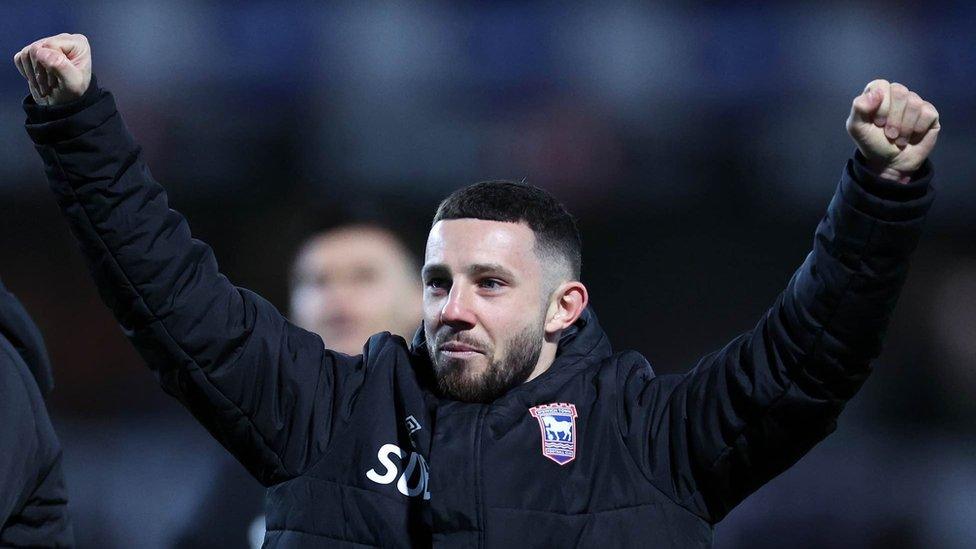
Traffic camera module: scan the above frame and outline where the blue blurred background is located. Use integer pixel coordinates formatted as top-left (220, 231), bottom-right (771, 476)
top-left (2, 1), bottom-right (974, 547)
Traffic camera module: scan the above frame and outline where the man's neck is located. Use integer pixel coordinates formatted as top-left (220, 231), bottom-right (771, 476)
top-left (524, 335), bottom-right (560, 383)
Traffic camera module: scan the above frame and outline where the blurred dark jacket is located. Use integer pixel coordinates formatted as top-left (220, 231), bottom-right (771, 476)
top-left (0, 279), bottom-right (73, 546)
top-left (24, 83), bottom-right (935, 547)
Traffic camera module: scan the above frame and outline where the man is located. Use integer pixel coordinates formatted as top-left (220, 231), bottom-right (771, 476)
top-left (15, 34), bottom-right (939, 547)
top-left (0, 277), bottom-right (73, 545)
top-left (175, 225), bottom-right (422, 547)
top-left (288, 225), bottom-right (423, 356)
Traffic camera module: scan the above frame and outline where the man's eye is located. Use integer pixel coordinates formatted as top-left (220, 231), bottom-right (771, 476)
top-left (426, 278), bottom-right (449, 290)
top-left (479, 278), bottom-right (503, 290)
top-left (352, 267), bottom-right (378, 284)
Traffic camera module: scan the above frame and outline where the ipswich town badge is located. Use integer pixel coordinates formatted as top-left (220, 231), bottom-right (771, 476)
top-left (529, 403), bottom-right (578, 465)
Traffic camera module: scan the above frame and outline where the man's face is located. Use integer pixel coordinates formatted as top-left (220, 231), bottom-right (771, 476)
top-left (290, 228), bottom-right (421, 355)
top-left (423, 219), bottom-right (549, 402)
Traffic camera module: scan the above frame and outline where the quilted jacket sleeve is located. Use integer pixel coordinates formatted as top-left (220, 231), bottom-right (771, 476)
top-left (622, 154), bottom-right (935, 523)
top-left (24, 83), bottom-right (367, 486)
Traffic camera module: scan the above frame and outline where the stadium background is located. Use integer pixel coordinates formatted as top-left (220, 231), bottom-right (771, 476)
top-left (1, 2), bottom-right (974, 547)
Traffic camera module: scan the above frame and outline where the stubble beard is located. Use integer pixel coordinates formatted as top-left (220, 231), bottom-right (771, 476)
top-left (427, 324), bottom-right (544, 404)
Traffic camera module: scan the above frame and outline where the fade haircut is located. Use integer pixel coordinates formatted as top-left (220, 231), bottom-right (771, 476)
top-left (432, 180), bottom-right (582, 280)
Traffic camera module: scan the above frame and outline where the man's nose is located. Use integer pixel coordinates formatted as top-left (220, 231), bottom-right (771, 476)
top-left (440, 285), bottom-right (476, 329)
top-left (321, 279), bottom-right (359, 304)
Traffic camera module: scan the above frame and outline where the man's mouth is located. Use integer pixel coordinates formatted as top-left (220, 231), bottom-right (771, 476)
top-left (438, 341), bottom-right (484, 358)
top-left (323, 314), bottom-right (358, 336)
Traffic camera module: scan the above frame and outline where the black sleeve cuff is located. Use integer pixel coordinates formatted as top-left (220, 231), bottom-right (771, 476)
top-left (23, 75), bottom-right (119, 146)
top-left (850, 149), bottom-right (931, 202)
top-left (841, 150), bottom-right (935, 223)
top-left (23, 74), bottom-right (104, 124)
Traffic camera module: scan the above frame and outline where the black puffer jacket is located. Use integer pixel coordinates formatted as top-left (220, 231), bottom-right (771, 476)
top-left (25, 83), bottom-right (934, 547)
top-left (0, 279), bottom-right (73, 546)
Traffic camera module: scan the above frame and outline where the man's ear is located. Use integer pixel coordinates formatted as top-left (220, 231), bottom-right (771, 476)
top-left (544, 281), bottom-right (589, 334)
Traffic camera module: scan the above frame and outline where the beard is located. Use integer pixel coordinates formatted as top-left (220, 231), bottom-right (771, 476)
top-left (427, 323), bottom-right (544, 403)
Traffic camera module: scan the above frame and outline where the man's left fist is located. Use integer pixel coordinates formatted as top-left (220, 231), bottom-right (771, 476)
top-left (846, 80), bottom-right (940, 184)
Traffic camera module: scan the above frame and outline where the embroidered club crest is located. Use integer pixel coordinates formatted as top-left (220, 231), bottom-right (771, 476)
top-left (529, 403), bottom-right (578, 465)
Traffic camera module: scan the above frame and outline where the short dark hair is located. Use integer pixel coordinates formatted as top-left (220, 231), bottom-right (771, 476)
top-left (432, 180), bottom-right (581, 279)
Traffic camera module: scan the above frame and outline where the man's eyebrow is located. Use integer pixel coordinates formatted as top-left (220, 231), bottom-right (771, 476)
top-left (421, 264), bottom-right (449, 279)
top-left (467, 263), bottom-right (515, 278)
top-left (421, 263), bottom-right (516, 279)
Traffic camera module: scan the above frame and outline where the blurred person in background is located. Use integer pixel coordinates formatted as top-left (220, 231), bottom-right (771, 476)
top-left (15, 33), bottom-right (943, 547)
top-left (287, 225), bottom-right (423, 357)
top-left (174, 224), bottom-right (422, 547)
top-left (0, 277), bottom-right (73, 545)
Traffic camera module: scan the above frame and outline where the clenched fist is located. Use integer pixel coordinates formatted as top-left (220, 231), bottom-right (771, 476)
top-left (13, 33), bottom-right (92, 106)
top-left (847, 80), bottom-right (940, 184)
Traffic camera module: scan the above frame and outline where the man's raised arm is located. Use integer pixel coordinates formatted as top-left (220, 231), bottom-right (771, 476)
top-left (14, 34), bottom-right (367, 486)
top-left (621, 80), bottom-right (939, 523)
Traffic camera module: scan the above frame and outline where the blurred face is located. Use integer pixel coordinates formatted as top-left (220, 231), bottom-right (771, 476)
top-left (423, 219), bottom-right (550, 403)
top-left (290, 227), bottom-right (421, 355)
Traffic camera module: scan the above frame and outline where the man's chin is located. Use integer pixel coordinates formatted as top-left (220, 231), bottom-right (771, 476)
top-left (428, 323), bottom-right (543, 402)
top-left (434, 349), bottom-right (486, 372)
top-left (435, 366), bottom-right (497, 403)
top-left (438, 380), bottom-right (499, 403)
top-left (433, 361), bottom-right (529, 403)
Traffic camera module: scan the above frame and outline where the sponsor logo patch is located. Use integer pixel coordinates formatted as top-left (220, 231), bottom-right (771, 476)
top-left (405, 415), bottom-right (422, 435)
top-left (529, 402), bottom-right (578, 465)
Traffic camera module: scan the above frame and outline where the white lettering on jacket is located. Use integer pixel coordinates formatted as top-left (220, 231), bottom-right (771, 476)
top-left (365, 443), bottom-right (431, 500)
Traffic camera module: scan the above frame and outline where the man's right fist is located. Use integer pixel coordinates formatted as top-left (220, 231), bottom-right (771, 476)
top-left (846, 80), bottom-right (940, 183)
top-left (13, 33), bottom-right (92, 106)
